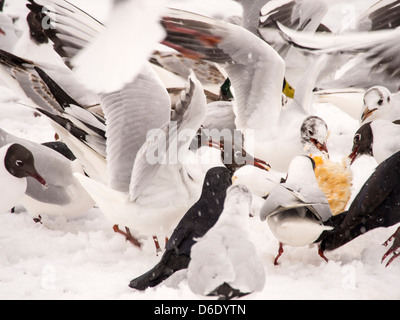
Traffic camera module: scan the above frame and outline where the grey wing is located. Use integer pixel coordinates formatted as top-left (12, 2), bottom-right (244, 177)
top-left (260, 184), bottom-right (303, 221)
top-left (285, 183), bottom-right (332, 222)
top-left (150, 50), bottom-right (226, 93)
top-left (101, 63), bottom-right (171, 193)
top-left (129, 71), bottom-right (207, 201)
top-left (238, 0), bottom-right (270, 34)
top-left (0, 50), bottom-right (99, 115)
top-left (27, 0), bottom-right (104, 66)
top-left (260, 183), bottom-right (332, 222)
top-left (162, 8), bottom-right (285, 132)
top-left (259, 0), bottom-right (329, 53)
top-left (0, 50), bottom-right (63, 115)
top-left (259, 0), bottom-right (329, 32)
top-left (351, 0), bottom-right (400, 32)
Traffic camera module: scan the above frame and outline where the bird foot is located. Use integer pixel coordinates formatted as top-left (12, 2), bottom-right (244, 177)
top-left (318, 246), bottom-right (329, 263)
top-left (274, 243), bottom-right (284, 266)
top-left (381, 227), bottom-right (400, 267)
top-left (33, 215), bottom-right (42, 224)
top-left (153, 236), bottom-right (162, 255)
top-left (113, 225), bottom-right (141, 248)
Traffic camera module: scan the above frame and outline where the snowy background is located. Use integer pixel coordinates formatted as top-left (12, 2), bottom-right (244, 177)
top-left (0, 0), bottom-right (399, 300)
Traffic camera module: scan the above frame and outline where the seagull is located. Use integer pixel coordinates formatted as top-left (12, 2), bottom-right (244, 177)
top-left (0, 49), bottom-right (107, 183)
top-left (360, 86), bottom-right (400, 124)
top-left (74, 68), bottom-right (222, 240)
top-left (260, 155), bottom-right (333, 265)
top-left (349, 119), bottom-right (400, 165)
top-left (0, 128), bottom-right (95, 221)
top-left (319, 150), bottom-right (400, 267)
top-left (161, 8), bottom-right (329, 173)
top-left (129, 166), bottom-right (232, 291)
top-left (0, 143), bottom-right (47, 214)
top-left (187, 184), bottom-right (265, 300)
top-left (273, 1), bottom-right (400, 92)
top-left (26, 0), bottom-right (166, 94)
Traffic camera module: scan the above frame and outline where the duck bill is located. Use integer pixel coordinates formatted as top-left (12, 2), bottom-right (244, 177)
top-left (361, 107), bottom-right (377, 123)
top-left (30, 172), bottom-right (48, 189)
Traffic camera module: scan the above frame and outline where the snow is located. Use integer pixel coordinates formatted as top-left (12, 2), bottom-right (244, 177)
top-left (0, 0), bottom-right (399, 300)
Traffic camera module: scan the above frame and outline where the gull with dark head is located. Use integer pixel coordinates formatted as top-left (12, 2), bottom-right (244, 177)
top-left (349, 119), bottom-right (400, 165)
top-left (0, 143), bottom-right (47, 214)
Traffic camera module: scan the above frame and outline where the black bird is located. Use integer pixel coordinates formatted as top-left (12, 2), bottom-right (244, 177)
top-left (129, 166), bottom-right (232, 290)
top-left (319, 150), bottom-right (400, 265)
top-left (349, 120), bottom-right (400, 165)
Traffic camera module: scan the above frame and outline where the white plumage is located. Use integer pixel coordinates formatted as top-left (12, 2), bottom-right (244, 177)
top-left (188, 185), bottom-right (265, 299)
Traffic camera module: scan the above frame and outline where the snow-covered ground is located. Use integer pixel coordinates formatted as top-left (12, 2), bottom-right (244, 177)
top-left (0, 0), bottom-right (399, 300)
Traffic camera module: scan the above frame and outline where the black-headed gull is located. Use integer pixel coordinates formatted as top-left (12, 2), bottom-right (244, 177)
top-left (74, 68), bottom-right (223, 239)
top-left (0, 128), bottom-right (94, 221)
top-left (349, 119), bottom-right (400, 165)
top-left (0, 143), bottom-right (47, 214)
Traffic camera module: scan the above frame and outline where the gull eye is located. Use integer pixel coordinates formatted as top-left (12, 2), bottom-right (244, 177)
top-left (15, 160), bottom-right (24, 167)
top-left (354, 133), bottom-right (361, 143)
top-left (378, 99), bottom-right (384, 106)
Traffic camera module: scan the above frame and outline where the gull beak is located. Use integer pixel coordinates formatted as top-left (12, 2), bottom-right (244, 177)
top-left (250, 158), bottom-right (271, 172)
top-left (312, 139), bottom-right (329, 155)
top-left (30, 171), bottom-right (48, 189)
top-left (361, 107), bottom-right (377, 122)
top-left (282, 78), bottom-right (295, 99)
top-left (0, 28), bottom-right (5, 36)
top-left (348, 147), bottom-right (359, 165)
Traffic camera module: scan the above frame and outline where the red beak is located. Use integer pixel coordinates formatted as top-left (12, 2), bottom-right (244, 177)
top-left (348, 146), bottom-right (359, 165)
top-left (30, 172), bottom-right (48, 189)
top-left (312, 138), bottom-right (329, 154)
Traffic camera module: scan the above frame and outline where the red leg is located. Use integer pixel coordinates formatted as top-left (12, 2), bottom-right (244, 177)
top-left (382, 227), bottom-right (400, 247)
top-left (318, 246), bottom-right (329, 263)
top-left (153, 236), bottom-right (162, 255)
top-left (33, 215), bottom-right (43, 224)
top-left (165, 237), bottom-right (169, 249)
top-left (274, 243), bottom-right (284, 266)
top-left (113, 225), bottom-right (141, 248)
top-left (382, 227), bottom-right (400, 267)
top-left (385, 252), bottom-right (400, 268)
